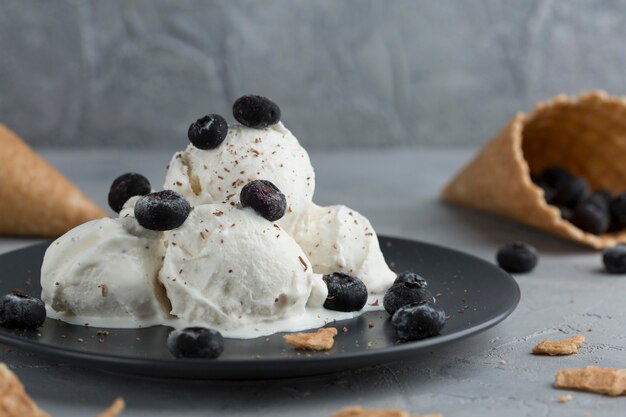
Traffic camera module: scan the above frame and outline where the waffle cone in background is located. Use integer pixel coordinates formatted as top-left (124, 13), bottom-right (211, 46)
top-left (0, 363), bottom-right (50, 417)
top-left (0, 124), bottom-right (107, 237)
top-left (441, 91), bottom-right (626, 250)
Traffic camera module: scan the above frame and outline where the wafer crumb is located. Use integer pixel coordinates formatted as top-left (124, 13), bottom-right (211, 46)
top-left (330, 406), bottom-right (442, 417)
top-left (555, 366), bottom-right (626, 396)
top-left (284, 327), bottom-right (337, 351)
top-left (557, 394), bottom-right (572, 403)
top-left (97, 398), bottom-right (125, 417)
top-left (532, 335), bottom-right (585, 356)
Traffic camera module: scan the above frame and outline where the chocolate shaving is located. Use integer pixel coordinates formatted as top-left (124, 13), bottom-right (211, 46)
top-left (298, 256), bottom-right (308, 271)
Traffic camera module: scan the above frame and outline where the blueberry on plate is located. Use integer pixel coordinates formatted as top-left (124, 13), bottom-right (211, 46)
top-left (383, 282), bottom-right (435, 315)
top-left (240, 180), bottom-right (287, 221)
top-left (0, 292), bottom-right (46, 330)
top-left (391, 301), bottom-right (446, 341)
top-left (322, 272), bottom-right (368, 312)
top-left (552, 177), bottom-right (590, 208)
top-left (167, 327), bottom-right (224, 359)
top-left (571, 202), bottom-right (610, 235)
top-left (603, 244), bottom-right (626, 274)
top-left (539, 166), bottom-right (572, 188)
top-left (134, 190), bottom-right (191, 231)
top-left (232, 95), bottom-right (281, 128)
top-left (393, 271), bottom-right (428, 288)
top-left (107, 173), bottom-right (151, 213)
top-left (496, 242), bottom-right (538, 273)
top-left (188, 114), bottom-right (228, 150)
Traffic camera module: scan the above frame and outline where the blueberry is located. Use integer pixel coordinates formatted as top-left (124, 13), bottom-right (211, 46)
top-left (383, 282), bottom-right (435, 315)
top-left (167, 327), bottom-right (224, 359)
top-left (107, 173), bottom-right (151, 213)
top-left (533, 178), bottom-right (556, 204)
top-left (557, 205), bottom-right (573, 221)
top-left (232, 95), bottom-right (281, 128)
top-left (552, 177), bottom-right (590, 208)
top-left (603, 244), bottom-right (626, 274)
top-left (496, 242), bottom-right (538, 273)
top-left (394, 271), bottom-right (428, 288)
top-left (571, 202), bottom-right (610, 235)
top-left (322, 272), bottom-right (368, 312)
top-left (391, 301), bottom-right (446, 341)
top-left (610, 193), bottom-right (626, 228)
top-left (134, 190), bottom-right (191, 231)
top-left (539, 166), bottom-right (572, 189)
top-left (240, 180), bottom-right (287, 221)
top-left (595, 189), bottom-right (613, 207)
top-left (0, 292), bottom-right (46, 330)
top-left (187, 114), bottom-right (228, 150)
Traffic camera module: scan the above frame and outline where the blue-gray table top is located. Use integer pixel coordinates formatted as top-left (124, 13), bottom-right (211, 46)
top-left (1, 148), bottom-right (622, 416)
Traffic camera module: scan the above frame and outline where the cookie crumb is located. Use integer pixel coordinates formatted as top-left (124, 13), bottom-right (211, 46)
top-left (532, 335), bottom-right (585, 356)
top-left (97, 397), bottom-right (125, 417)
top-left (368, 299), bottom-right (380, 307)
top-left (284, 327), bottom-right (337, 351)
top-left (557, 394), bottom-right (572, 403)
top-left (342, 326), bottom-right (349, 333)
top-left (330, 406), bottom-right (443, 417)
top-left (555, 366), bottom-right (626, 396)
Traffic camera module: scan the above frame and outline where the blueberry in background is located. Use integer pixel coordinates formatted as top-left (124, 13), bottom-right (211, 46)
top-left (240, 180), bottom-right (287, 221)
top-left (188, 114), bottom-right (228, 150)
top-left (322, 272), bottom-right (368, 312)
top-left (383, 282), bottom-right (435, 315)
top-left (233, 95), bottom-right (281, 128)
top-left (603, 244), bottom-right (626, 274)
top-left (496, 242), bottom-right (538, 273)
top-left (167, 327), bottom-right (224, 359)
top-left (552, 177), bottom-right (590, 208)
top-left (391, 301), bottom-right (446, 341)
top-left (557, 205), bottom-right (573, 222)
top-left (108, 172), bottom-right (151, 213)
top-left (533, 178), bottom-right (556, 204)
top-left (394, 271), bottom-right (428, 288)
top-left (134, 190), bottom-right (191, 231)
top-left (571, 202), bottom-right (610, 235)
top-left (610, 193), bottom-right (626, 229)
top-left (539, 166), bottom-right (572, 189)
top-left (0, 292), bottom-right (46, 330)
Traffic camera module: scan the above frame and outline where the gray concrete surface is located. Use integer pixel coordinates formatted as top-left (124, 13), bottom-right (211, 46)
top-left (1, 148), bottom-right (625, 416)
top-left (3, 1), bottom-right (626, 149)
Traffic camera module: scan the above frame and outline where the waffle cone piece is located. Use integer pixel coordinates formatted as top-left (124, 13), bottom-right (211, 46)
top-left (0, 363), bottom-right (50, 417)
top-left (441, 91), bottom-right (626, 250)
top-left (0, 124), bottom-right (107, 237)
top-left (0, 363), bottom-right (125, 416)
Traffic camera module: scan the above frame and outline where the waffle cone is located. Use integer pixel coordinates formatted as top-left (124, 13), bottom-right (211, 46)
top-left (0, 363), bottom-right (50, 417)
top-left (0, 124), bottom-right (107, 237)
top-left (441, 91), bottom-right (626, 250)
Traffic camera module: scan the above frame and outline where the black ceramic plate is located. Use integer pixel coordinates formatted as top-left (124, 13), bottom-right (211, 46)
top-left (0, 237), bottom-right (519, 380)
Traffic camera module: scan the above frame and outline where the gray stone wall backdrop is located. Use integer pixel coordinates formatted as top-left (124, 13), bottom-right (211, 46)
top-left (2, 0), bottom-right (626, 149)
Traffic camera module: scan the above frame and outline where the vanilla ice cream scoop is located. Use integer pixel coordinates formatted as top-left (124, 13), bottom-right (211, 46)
top-left (164, 122), bottom-right (314, 235)
top-left (158, 203), bottom-right (328, 338)
top-left (41, 203), bottom-right (170, 327)
top-left (298, 204), bottom-right (396, 294)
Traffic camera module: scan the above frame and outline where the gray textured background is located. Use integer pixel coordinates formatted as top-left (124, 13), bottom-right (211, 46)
top-left (2, 0), bottom-right (626, 149)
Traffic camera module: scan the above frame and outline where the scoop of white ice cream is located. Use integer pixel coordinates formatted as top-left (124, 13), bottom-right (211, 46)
top-left (164, 122), bottom-right (314, 235)
top-left (158, 203), bottom-right (327, 337)
top-left (41, 204), bottom-right (170, 327)
top-left (297, 204), bottom-right (396, 294)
